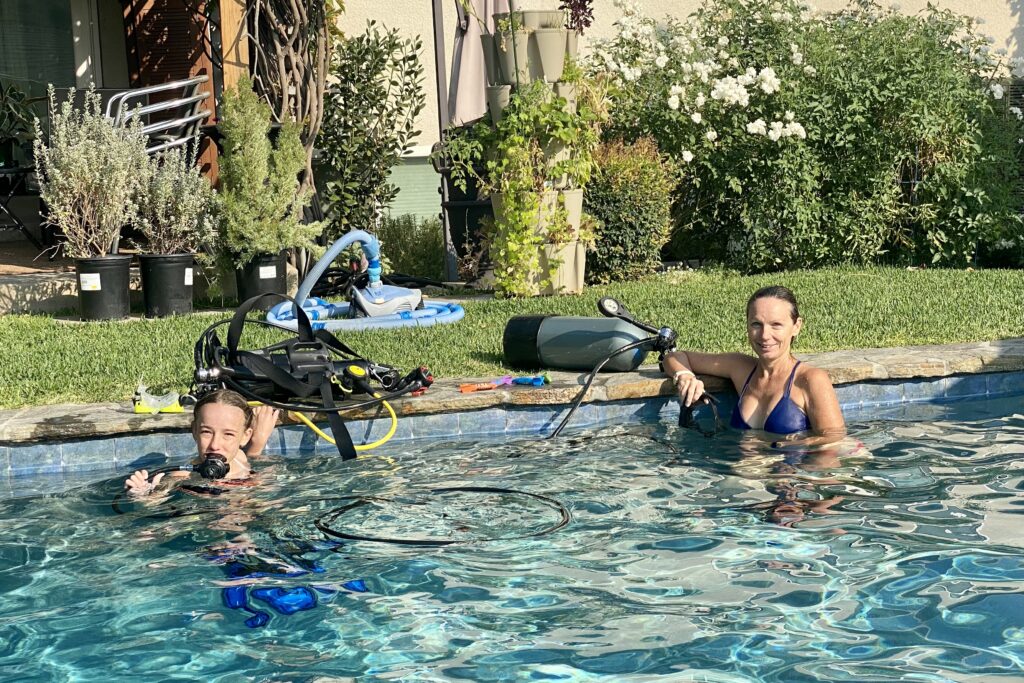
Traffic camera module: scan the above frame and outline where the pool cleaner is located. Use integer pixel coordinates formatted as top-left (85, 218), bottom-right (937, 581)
top-left (266, 230), bottom-right (464, 332)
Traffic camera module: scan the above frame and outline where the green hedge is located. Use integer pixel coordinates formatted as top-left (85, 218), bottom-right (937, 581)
top-left (585, 138), bottom-right (676, 284)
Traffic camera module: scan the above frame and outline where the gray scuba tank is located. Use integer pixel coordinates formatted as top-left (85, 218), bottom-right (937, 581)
top-left (503, 315), bottom-right (651, 372)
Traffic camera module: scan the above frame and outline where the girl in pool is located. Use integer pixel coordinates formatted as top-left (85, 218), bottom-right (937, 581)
top-left (124, 389), bottom-right (279, 497)
top-left (663, 285), bottom-right (845, 437)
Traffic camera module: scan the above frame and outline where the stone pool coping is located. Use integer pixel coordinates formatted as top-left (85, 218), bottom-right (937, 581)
top-left (2, 337), bottom-right (1024, 446)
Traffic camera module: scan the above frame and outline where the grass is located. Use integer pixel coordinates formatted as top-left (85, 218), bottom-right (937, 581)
top-left (2, 266), bottom-right (1023, 409)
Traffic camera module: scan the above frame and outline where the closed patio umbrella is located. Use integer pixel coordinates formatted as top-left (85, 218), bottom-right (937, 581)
top-left (448, 0), bottom-right (508, 126)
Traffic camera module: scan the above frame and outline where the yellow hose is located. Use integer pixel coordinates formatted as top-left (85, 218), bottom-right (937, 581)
top-left (248, 398), bottom-right (398, 452)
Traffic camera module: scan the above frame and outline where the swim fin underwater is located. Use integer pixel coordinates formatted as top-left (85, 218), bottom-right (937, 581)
top-left (209, 536), bottom-right (368, 628)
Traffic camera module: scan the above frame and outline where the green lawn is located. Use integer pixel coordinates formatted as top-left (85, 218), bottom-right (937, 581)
top-left (2, 267), bottom-right (1023, 409)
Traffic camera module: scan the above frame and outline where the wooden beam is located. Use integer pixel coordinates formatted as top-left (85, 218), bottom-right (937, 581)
top-left (219, 0), bottom-right (250, 90)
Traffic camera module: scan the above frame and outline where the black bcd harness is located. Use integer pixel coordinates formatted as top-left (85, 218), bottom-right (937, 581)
top-left (190, 293), bottom-right (433, 460)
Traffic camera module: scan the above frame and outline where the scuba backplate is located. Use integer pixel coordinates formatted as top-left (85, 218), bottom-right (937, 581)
top-left (189, 293), bottom-right (433, 459)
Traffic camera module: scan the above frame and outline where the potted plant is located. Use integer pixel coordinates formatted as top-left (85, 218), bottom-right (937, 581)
top-left (134, 143), bottom-right (218, 317)
top-left (560, 0), bottom-right (594, 59)
top-left (33, 86), bottom-right (150, 320)
top-left (0, 81), bottom-right (36, 168)
top-left (217, 77), bottom-right (322, 304)
top-left (444, 78), bottom-right (600, 296)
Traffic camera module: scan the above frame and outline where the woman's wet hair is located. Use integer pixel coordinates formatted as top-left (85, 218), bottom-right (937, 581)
top-left (193, 389), bottom-right (254, 429)
top-left (747, 285), bottom-right (800, 322)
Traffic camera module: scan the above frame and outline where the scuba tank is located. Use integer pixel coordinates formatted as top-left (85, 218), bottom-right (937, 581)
top-left (503, 315), bottom-right (651, 372)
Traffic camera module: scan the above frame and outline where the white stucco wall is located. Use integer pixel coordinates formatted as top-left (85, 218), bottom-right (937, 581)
top-left (338, 1), bottom-right (1024, 152)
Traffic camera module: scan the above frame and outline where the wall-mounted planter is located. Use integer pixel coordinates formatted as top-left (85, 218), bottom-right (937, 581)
top-left (522, 10), bottom-right (564, 30)
top-left (532, 28), bottom-right (567, 82)
top-left (480, 34), bottom-right (500, 86)
top-left (566, 30), bottom-right (580, 60)
top-left (497, 30), bottom-right (531, 86)
top-left (486, 84), bottom-right (512, 123)
top-left (555, 82), bottom-right (577, 114)
top-left (538, 240), bottom-right (585, 295)
top-left (561, 188), bottom-right (584, 231)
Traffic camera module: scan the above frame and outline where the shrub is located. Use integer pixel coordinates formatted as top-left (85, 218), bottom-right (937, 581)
top-left (33, 86), bottom-right (150, 258)
top-left (375, 213), bottom-right (445, 281)
top-left (591, 0), bottom-right (1024, 271)
top-left (318, 22), bottom-right (425, 241)
top-left (585, 138), bottom-right (675, 283)
top-left (135, 143), bottom-right (217, 257)
top-left (217, 77), bottom-right (322, 267)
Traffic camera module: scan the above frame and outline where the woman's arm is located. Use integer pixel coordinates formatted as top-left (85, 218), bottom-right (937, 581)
top-left (801, 367), bottom-right (846, 437)
top-left (663, 351), bottom-right (752, 406)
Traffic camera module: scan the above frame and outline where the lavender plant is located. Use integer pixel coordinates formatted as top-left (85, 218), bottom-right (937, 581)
top-left (33, 87), bottom-right (150, 258)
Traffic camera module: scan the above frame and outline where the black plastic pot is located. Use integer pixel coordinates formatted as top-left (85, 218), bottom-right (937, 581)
top-left (236, 252), bottom-right (287, 306)
top-left (75, 255), bottom-right (133, 321)
top-left (140, 253), bottom-right (194, 318)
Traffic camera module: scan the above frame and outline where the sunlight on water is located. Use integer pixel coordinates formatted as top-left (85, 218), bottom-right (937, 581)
top-left (1, 395), bottom-right (1023, 681)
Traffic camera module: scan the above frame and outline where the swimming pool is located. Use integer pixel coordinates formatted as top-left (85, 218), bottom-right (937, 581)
top-left (1, 394), bottom-right (1023, 681)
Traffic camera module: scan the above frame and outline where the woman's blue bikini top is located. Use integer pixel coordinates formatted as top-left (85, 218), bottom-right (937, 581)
top-left (730, 361), bottom-right (809, 434)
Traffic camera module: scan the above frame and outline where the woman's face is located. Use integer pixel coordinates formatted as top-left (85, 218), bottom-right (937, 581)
top-left (747, 296), bottom-right (802, 361)
top-left (192, 403), bottom-right (253, 462)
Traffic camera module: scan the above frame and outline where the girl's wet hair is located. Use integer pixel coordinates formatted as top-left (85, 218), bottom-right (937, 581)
top-left (193, 389), bottom-right (254, 429)
top-left (747, 285), bottom-right (800, 322)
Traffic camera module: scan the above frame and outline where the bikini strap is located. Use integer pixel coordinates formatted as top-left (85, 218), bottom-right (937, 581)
top-left (783, 361), bottom-right (802, 397)
top-left (738, 365), bottom-right (757, 398)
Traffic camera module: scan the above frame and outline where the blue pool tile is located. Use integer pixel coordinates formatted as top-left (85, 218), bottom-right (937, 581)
top-left (857, 382), bottom-right (904, 407)
top-left (0, 447), bottom-right (9, 477)
top-left (945, 374), bottom-right (989, 400)
top-left (835, 383), bottom-right (865, 407)
top-left (254, 428), bottom-right (286, 456)
top-left (901, 377), bottom-right (944, 403)
top-left (348, 414), bottom-right (404, 446)
top-left (406, 412), bottom-right (460, 440)
top-left (61, 439), bottom-right (117, 472)
top-left (458, 408), bottom-right (508, 437)
top-left (9, 443), bottom-right (62, 476)
top-left (163, 432), bottom-right (195, 458)
top-left (986, 371), bottom-right (1023, 398)
top-left (116, 434), bottom-right (172, 470)
top-left (278, 425), bottom-right (319, 454)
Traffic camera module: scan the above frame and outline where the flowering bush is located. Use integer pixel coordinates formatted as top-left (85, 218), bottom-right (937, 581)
top-left (592, 0), bottom-right (1024, 271)
top-left (135, 143), bottom-right (217, 258)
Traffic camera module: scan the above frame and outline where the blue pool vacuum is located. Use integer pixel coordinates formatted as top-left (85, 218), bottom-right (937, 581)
top-left (266, 230), bottom-right (465, 332)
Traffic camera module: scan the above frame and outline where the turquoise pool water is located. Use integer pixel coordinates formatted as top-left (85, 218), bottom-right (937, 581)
top-left (1, 395), bottom-right (1023, 681)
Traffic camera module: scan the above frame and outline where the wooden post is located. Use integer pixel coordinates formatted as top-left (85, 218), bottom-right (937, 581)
top-left (218, 0), bottom-right (250, 92)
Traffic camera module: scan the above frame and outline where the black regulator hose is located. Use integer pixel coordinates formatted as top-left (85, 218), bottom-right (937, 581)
top-left (548, 336), bottom-right (658, 439)
top-left (110, 455), bottom-right (231, 515)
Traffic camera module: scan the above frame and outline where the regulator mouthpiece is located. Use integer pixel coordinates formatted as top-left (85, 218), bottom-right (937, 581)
top-left (196, 455), bottom-right (230, 480)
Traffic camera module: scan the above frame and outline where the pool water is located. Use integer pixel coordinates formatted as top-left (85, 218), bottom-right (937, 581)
top-left (2, 395), bottom-right (1024, 681)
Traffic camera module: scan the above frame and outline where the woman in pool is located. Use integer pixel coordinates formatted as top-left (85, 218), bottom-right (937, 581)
top-left (124, 389), bottom-right (279, 497)
top-left (663, 285), bottom-right (844, 437)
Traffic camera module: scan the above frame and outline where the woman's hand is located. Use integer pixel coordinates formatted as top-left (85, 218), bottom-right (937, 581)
top-left (674, 371), bottom-right (706, 408)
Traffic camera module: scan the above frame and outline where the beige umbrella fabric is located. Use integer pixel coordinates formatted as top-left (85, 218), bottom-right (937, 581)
top-left (448, 0), bottom-right (509, 126)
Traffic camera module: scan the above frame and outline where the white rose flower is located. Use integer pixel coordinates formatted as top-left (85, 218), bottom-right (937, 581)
top-left (785, 110), bottom-right (795, 121)
top-left (758, 67), bottom-right (781, 94)
top-left (691, 112), bottom-right (702, 123)
top-left (746, 118), bottom-right (767, 135)
top-left (804, 65), bottom-right (817, 76)
top-left (668, 94), bottom-right (681, 110)
top-left (670, 84), bottom-right (686, 96)
top-left (682, 150), bottom-right (694, 162)
top-left (655, 54), bottom-right (669, 68)
top-left (718, 36), bottom-right (729, 47)
top-left (791, 52), bottom-right (804, 66)
top-left (705, 129), bottom-right (718, 141)
top-left (695, 93), bottom-right (706, 108)
top-left (990, 83), bottom-right (1005, 100)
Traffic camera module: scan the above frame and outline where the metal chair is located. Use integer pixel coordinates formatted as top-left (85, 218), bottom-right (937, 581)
top-left (105, 75), bottom-right (212, 155)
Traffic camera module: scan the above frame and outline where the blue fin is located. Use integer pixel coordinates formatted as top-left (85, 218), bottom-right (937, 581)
top-left (250, 586), bottom-right (318, 615)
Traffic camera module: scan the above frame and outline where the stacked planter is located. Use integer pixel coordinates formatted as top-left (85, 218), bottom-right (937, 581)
top-left (481, 8), bottom-right (586, 296)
